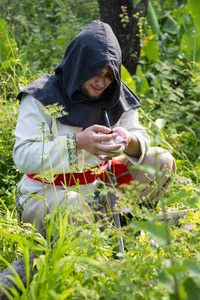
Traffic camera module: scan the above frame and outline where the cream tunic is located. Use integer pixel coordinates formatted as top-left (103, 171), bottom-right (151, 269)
top-left (13, 94), bottom-right (150, 205)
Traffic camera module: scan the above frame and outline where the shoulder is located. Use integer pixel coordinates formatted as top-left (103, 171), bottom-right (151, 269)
top-left (121, 108), bottom-right (139, 118)
top-left (20, 94), bottom-right (45, 109)
top-left (16, 74), bottom-right (62, 102)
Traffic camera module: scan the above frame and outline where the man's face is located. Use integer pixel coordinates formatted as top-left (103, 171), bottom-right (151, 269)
top-left (80, 66), bottom-right (114, 99)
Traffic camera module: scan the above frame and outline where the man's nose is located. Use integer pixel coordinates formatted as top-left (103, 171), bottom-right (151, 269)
top-left (96, 76), bottom-right (105, 87)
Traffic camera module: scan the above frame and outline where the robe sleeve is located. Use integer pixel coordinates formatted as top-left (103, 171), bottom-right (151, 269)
top-left (13, 95), bottom-right (79, 174)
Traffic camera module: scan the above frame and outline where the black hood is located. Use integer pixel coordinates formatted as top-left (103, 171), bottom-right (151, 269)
top-left (17, 20), bottom-right (140, 127)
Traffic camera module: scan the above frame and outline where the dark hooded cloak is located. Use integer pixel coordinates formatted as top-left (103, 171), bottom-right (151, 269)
top-left (16, 20), bottom-right (140, 127)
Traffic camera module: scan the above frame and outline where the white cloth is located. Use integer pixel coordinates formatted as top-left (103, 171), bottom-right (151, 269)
top-left (13, 94), bottom-right (150, 201)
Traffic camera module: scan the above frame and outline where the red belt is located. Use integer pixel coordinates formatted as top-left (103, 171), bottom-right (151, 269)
top-left (26, 161), bottom-right (132, 187)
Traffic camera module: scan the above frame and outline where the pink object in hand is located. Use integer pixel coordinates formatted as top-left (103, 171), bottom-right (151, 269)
top-left (104, 127), bottom-right (130, 152)
top-left (113, 127), bottom-right (129, 149)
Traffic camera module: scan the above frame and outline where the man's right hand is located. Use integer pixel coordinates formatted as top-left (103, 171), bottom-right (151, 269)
top-left (76, 125), bottom-right (122, 159)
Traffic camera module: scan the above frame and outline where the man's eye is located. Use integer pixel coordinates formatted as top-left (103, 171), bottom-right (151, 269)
top-left (108, 73), bottom-right (114, 80)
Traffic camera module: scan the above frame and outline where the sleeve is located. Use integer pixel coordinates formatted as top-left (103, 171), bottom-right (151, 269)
top-left (118, 109), bottom-right (150, 165)
top-left (13, 95), bottom-right (78, 174)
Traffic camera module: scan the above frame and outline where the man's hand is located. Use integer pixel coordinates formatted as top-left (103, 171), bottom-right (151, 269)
top-left (76, 125), bottom-right (122, 159)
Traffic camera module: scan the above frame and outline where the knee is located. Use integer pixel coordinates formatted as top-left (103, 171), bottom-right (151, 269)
top-left (143, 147), bottom-right (176, 174)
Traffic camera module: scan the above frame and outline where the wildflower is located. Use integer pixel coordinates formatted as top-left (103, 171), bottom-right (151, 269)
top-left (177, 178), bottom-right (188, 183)
top-left (41, 103), bottom-right (68, 118)
top-left (98, 154), bottom-right (108, 159)
top-left (192, 30), bottom-right (196, 33)
top-left (121, 207), bottom-right (132, 213)
top-left (151, 239), bottom-right (159, 247)
top-left (184, 224), bottom-right (195, 230)
top-left (100, 162), bottom-right (109, 170)
top-left (174, 81), bottom-right (177, 85)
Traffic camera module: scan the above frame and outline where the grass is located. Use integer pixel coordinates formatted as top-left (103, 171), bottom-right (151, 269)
top-left (1, 188), bottom-right (200, 299)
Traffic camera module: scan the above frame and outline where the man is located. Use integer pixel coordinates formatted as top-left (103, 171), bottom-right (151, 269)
top-left (13, 20), bottom-right (176, 237)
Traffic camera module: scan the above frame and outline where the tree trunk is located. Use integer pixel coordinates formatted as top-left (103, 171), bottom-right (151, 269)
top-left (98, 0), bottom-right (149, 75)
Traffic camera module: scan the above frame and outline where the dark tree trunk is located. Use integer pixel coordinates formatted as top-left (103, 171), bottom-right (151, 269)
top-left (98, 0), bottom-right (149, 75)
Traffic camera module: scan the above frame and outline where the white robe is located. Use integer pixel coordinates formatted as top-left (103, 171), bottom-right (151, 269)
top-left (13, 94), bottom-right (150, 205)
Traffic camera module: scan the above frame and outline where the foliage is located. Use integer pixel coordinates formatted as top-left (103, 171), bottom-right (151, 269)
top-left (0, 0), bottom-right (200, 299)
top-left (0, 201), bottom-right (23, 271)
top-left (0, 180), bottom-right (200, 299)
top-left (133, 0), bottom-right (200, 169)
top-left (1, 0), bottom-right (99, 72)
top-left (0, 18), bottom-right (30, 204)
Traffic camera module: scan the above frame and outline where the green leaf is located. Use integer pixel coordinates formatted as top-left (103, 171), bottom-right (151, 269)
top-left (184, 277), bottom-right (200, 300)
top-left (166, 265), bottom-right (187, 275)
top-left (155, 118), bottom-right (165, 131)
top-left (147, 2), bottom-right (161, 37)
top-left (48, 290), bottom-right (59, 299)
top-left (121, 65), bottom-right (136, 92)
top-left (59, 289), bottom-right (73, 299)
top-left (28, 194), bottom-right (46, 201)
top-left (163, 191), bottom-right (192, 206)
top-left (158, 269), bottom-right (175, 294)
top-left (183, 260), bottom-right (200, 278)
top-left (187, 0), bottom-right (200, 28)
top-left (162, 13), bottom-right (180, 35)
top-left (136, 66), bottom-right (149, 96)
top-left (131, 220), bottom-right (170, 246)
top-left (143, 40), bottom-right (159, 62)
top-left (180, 27), bottom-right (200, 63)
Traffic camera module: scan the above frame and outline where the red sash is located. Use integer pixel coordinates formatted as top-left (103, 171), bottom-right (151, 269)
top-left (26, 161), bottom-right (133, 187)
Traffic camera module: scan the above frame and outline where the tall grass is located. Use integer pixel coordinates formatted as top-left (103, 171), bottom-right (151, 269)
top-left (1, 184), bottom-right (200, 299)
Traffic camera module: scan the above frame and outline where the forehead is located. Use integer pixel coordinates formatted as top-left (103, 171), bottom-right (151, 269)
top-left (100, 66), bottom-right (113, 73)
